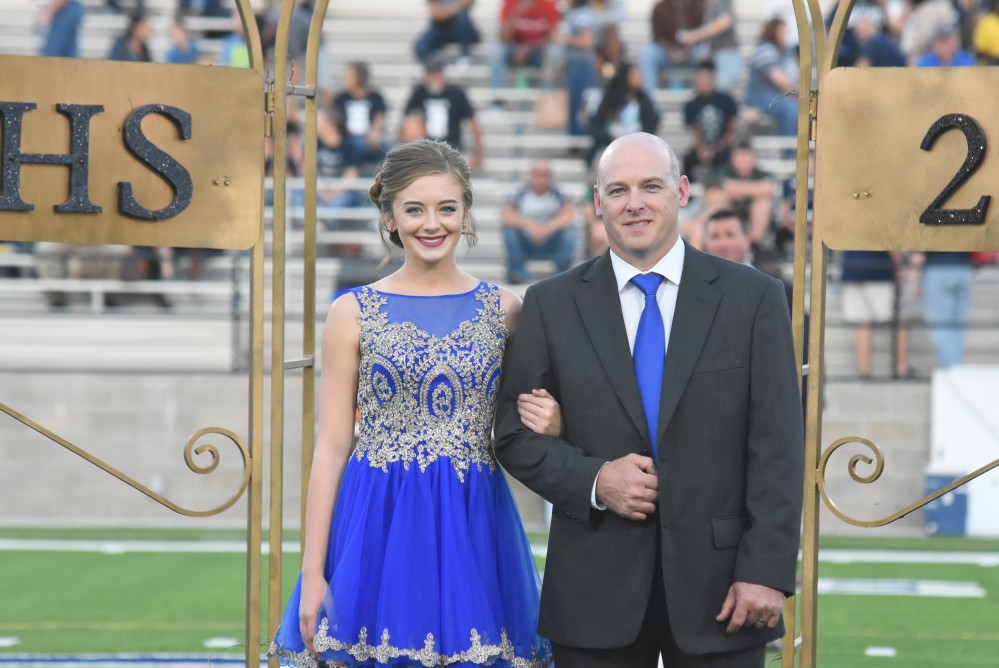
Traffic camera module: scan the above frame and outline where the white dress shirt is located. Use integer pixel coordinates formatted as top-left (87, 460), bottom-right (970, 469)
top-left (591, 239), bottom-right (686, 509)
top-left (608, 241), bottom-right (685, 353)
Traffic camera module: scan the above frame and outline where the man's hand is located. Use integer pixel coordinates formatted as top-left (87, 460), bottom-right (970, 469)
top-left (595, 454), bottom-right (658, 520)
top-left (715, 582), bottom-right (785, 634)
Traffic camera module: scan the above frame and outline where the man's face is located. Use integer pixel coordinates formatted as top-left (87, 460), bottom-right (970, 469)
top-left (694, 69), bottom-right (715, 95)
top-left (530, 163), bottom-right (552, 194)
top-left (704, 216), bottom-right (750, 264)
top-left (731, 148), bottom-right (755, 178)
top-left (594, 135), bottom-right (689, 269)
top-left (345, 66), bottom-right (360, 93)
top-left (934, 34), bottom-right (958, 63)
top-left (426, 71), bottom-right (446, 95)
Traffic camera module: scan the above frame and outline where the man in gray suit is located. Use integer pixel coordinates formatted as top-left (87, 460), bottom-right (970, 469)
top-left (495, 132), bottom-right (803, 667)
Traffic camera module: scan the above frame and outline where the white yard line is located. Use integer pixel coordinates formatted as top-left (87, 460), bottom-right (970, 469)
top-left (817, 578), bottom-right (986, 597)
top-left (2, 539), bottom-right (999, 567)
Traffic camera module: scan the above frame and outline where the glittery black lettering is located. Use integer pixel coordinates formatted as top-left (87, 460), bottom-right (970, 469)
top-left (117, 104), bottom-right (193, 221)
top-left (0, 101), bottom-right (104, 214)
top-left (919, 113), bottom-right (990, 226)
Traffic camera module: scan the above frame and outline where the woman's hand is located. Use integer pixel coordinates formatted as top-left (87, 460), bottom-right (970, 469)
top-left (299, 572), bottom-right (329, 656)
top-left (518, 388), bottom-right (564, 437)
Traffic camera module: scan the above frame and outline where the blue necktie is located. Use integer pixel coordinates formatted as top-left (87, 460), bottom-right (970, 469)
top-left (630, 273), bottom-right (665, 458)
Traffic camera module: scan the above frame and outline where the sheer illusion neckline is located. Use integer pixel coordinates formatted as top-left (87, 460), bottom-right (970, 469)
top-left (368, 281), bottom-right (485, 298)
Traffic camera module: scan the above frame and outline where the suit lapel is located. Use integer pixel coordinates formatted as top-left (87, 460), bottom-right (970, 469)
top-left (574, 253), bottom-right (648, 441)
top-left (659, 245), bottom-right (720, 443)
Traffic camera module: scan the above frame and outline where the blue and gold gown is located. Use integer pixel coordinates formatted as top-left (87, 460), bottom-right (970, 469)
top-left (270, 282), bottom-right (552, 668)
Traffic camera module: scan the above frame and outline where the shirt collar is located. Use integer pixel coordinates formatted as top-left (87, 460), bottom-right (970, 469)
top-left (609, 238), bottom-right (686, 294)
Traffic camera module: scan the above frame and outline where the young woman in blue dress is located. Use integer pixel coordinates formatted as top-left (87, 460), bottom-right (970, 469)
top-left (270, 139), bottom-right (559, 667)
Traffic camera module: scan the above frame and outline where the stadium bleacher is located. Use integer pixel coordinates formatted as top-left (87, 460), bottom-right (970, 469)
top-left (1, 0), bottom-right (995, 379)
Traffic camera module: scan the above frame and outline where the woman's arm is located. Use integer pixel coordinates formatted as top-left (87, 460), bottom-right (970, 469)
top-left (298, 293), bottom-right (361, 653)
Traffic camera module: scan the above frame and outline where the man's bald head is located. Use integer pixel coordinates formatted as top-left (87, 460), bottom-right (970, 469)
top-left (597, 133), bottom-right (681, 190)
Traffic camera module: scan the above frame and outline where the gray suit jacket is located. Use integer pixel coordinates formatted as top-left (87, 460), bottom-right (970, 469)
top-left (494, 243), bottom-right (804, 654)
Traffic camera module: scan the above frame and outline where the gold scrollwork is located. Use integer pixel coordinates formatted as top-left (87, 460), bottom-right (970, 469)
top-left (817, 435), bottom-right (999, 528)
top-left (0, 402), bottom-right (251, 518)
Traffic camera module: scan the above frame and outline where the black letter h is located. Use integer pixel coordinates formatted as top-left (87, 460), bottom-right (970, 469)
top-left (0, 102), bottom-right (103, 213)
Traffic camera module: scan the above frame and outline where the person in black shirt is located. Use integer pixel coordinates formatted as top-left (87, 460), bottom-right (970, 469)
top-left (403, 62), bottom-right (484, 168)
top-left (585, 61), bottom-right (659, 166)
top-left (682, 61), bottom-right (738, 183)
top-left (332, 62), bottom-right (389, 174)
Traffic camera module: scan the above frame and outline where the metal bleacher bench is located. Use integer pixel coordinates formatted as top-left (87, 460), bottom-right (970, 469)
top-left (0, 276), bottom-right (234, 313)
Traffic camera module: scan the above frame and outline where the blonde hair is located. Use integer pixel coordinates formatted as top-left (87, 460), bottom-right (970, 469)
top-left (368, 139), bottom-right (477, 250)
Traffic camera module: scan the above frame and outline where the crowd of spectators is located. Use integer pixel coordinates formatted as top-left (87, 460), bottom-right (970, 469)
top-left (3, 0), bottom-right (997, 374)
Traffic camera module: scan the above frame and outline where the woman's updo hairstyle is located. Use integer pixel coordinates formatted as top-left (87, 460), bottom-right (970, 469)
top-left (368, 139), bottom-right (477, 250)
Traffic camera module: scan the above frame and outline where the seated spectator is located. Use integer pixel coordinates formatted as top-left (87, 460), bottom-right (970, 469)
top-left (680, 174), bottom-right (730, 250)
top-left (501, 160), bottom-right (577, 283)
top-left (37, 0), bottom-right (86, 59)
top-left (399, 113), bottom-right (429, 143)
top-left (35, 243), bottom-right (132, 308)
top-left (778, 150), bottom-right (813, 259)
top-left (219, 15), bottom-right (250, 68)
top-left (180, 0), bottom-right (230, 38)
top-left (264, 121), bottom-right (306, 212)
top-left (704, 209), bottom-right (809, 378)
top-left (585, 61), bottom-right (659, 165)
top-left (744, 16), bottom-right (798, 136)
top-left (974, 0), bottom-right (999, 64)
top-left (852, 4), bottom-right (906, 68)
top-left (703, 208), bottom-right (752, 266)
top-left (403, 61), bottom-right (484, 168)
top-left (130, 245), bottom-right (173, 308)
top-left (590, 0), bottom-right (626, 73)
top-left (0, 242), bottom-right (35, 278)
top-left (180, 0), bottom-right (228, 18)
top-left (900, 0), bottom-right (959, 64)
top-left (490, 0), bottom-right (561, 90)
top-left (639, 0), bottom-right (743, 96)
top-left (316, 109), bottom-right (361, 212)
top-left (915, 20), bottom-right (976, 66)
top-left (840, 250), bottom-right (911, 379)
top-left (166, 19), bottom-right (200, 64)
top-left (109, 11), bottom-right (151, 62)
top-left (314, 110), bottom-right (369, 256)
top-left (682, 61), bottom-right (738, 183)
top-left (286, 0), bottom-right (314, 66)
top-left (638, 0), bottom-right (705, 94)
top-left (547, 0), bottom-right (597, 137)
top-left (333, 62), bottom-right (389, 174)
top-left (415, 0), bottom-right (480, 67)
top-left (714, 141), bottom-right (775, 246)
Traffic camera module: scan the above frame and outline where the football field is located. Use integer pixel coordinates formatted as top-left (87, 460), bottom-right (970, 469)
top-left (1, 529), bottom-right (998, 666)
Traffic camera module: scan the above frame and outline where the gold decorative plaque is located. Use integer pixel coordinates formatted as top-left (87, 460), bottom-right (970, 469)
top-left (816, 66), bottom-right (999, 251)
top-left (0, 55), bottom-right (263, 250)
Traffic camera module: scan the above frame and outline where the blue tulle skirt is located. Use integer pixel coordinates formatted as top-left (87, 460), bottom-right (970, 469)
top-left (269, 454), bottom-right (552, 667)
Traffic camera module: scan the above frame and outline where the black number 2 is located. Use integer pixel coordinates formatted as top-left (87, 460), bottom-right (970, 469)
top-left (919, 113), bottom-right (990, 225)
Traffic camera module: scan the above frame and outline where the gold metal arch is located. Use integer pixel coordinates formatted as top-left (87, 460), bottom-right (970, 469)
top-left (817, 436), bottom-right (999, 529)
top-left (265, 0), bottom-right (331, 660)
top-left (790, 0), bottom-right (999, 665)
top-left (0, 0), bottom-right (268, 662)
top-left (0, 403), bottom-right (251, 517)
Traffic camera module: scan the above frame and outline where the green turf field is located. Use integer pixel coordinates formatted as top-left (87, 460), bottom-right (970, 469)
top-left (1, 529), bottom-right (998, 665)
